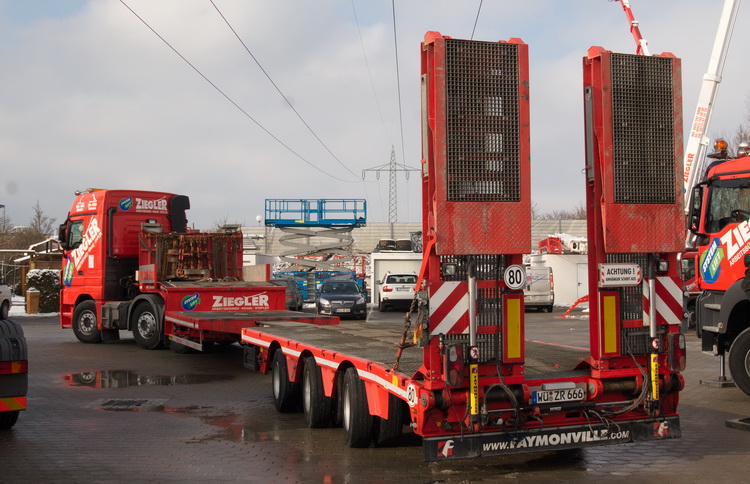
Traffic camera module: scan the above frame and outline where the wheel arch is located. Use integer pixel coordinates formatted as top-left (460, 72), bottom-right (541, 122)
top-left (127, 294), bottom-right (164, 332)
top-left (722, 280), bottom-right (750, 343)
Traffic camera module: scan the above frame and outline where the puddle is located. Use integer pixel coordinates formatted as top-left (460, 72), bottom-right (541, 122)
top-left (64, 370), bottom-right (232, 388)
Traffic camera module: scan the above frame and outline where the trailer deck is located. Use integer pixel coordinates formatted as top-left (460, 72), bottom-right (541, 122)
top-left (243, 320), bottom-right (590, 382)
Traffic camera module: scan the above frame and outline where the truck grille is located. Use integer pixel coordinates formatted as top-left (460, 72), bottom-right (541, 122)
top-left (610, 54), bottom-right (676, 204)
top-left (445, 39), bottom-right (521, 202)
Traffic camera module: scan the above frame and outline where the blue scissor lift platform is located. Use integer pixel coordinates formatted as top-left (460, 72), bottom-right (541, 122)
top-left (265, 199), bottom-right (367, 301)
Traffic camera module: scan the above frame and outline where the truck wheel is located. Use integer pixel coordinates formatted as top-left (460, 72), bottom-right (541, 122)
top-left (132, 303), bottom-right (163, 350)
top-left (72, 301), bottom-right (102, 344)
top-left (0, 301), bottom-right (9, 320)
top-left (374, 393), bottom-right (405, 446)
top-left (729, 328), bottom-right (750, 398)
top-left (272, 350), bottom-right (299, 413)
top-left (302, 357), bottom-right (332, 428)
top-left (0, 410), bottom-right (19, 429)
top-left (342, 367), bottom-right (373, 447)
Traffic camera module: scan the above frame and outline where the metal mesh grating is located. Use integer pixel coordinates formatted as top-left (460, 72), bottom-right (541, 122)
top-left (439, 254), bottom-right (506, 282)
top-left (610, 54), bottom-right (675, 204)
top-left (606, 253), bottom-right (647, 320)
top-left (445, 39), bottom-right (521, 202)
top-left (150, 233), bottom-right (243, 281)
top-left (438, 254), bottom-right (505, 363)
top-left (621, 327), bottom-right (666, 356)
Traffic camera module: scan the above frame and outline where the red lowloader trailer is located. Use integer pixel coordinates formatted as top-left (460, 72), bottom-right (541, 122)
top-left (241, 33), bottom-right (684, 460)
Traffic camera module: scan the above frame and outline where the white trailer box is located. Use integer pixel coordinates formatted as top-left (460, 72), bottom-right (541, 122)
top-left (370, 251), bottom-right (422, 305)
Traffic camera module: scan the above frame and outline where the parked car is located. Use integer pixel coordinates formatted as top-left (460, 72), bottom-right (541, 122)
top-left (0, 281), bottom-right (10, 319)
top-left (377, 272), bottom-right (417, 312)
top-left (272, 277), bottom-right (303, 311)
top-left (316, 279), bottom-right (367, 320)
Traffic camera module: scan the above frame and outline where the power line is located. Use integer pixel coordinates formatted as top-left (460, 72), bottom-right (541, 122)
top-left (391, 1), bottom-right (407, 173)
top-left (209, 0), bottom-right (360, 181)
top-left (471, 0), bottom-right (484, 40)
top-left (350, 0), bottom-right (392, 147)
top-left (119, 0), bottom-right (356, 184)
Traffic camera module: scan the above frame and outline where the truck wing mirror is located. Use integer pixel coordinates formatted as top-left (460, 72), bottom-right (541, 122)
top-left (58, 223), bottom-right (69, 251)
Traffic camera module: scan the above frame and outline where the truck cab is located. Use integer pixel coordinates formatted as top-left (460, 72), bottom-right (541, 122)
top-left (689, 151), bottom-right (750, 396)
top-left (58, 189), bottom-right (190, 344)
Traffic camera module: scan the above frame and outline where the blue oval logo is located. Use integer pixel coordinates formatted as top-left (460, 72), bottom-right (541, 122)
top-left (119, 197), bottom-right (133, 211)
top-left (63, 257), bottom-right (75, 287)
top-left (181, 293), bottom-right (200, 311)
top-left (700, 238), bottom-right (724, 285)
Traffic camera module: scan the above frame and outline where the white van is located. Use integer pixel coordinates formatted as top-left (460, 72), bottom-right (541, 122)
top-left (524, 266), bottom-right (554, 312)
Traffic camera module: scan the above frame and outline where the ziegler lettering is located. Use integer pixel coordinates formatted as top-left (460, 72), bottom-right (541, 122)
top-left (721, 220), bottom-right (750, 266)
top-left (212, 293), bottom-right (269, 310)
top-left (135, 198), bottom-right (168, 213)
top-left (70, 219), bottom-right (102, 270)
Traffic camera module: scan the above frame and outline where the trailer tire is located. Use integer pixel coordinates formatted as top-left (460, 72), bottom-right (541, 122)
top-left (0, 410), bottom-right (19, 429)
top-left (272, 350), bottom-right (299, 413)
top-left (0, 300), bottom-right (9, 320)
top-left (302, 357), bottom-right (332, 428)
top-left (132, 302), bottom-right (163, 350)
top-left (342, 367), bottom-right (373, 448)
top-left (72, 301), bottom-right (102, 344)
top-left (729, 328), bottom-right (750, 398)
top-left (374, 393), bottom-right (405, 446)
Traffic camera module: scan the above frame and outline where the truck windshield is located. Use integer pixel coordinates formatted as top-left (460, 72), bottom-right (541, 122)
top-left (705, 179), bottom-right (750, 233)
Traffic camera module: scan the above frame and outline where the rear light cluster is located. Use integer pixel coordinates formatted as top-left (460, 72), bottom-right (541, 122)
top-left (382, 286), bottom-right (393, 292)
top-left (0, 361), bottom-right (28, 375)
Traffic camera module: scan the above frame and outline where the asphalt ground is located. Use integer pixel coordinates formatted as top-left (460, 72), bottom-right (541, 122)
top-left (1, 308), bottom-right (750, 483)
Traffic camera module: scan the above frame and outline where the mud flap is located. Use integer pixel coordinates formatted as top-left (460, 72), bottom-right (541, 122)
top-left (423, 416), bottom-right (681, 461)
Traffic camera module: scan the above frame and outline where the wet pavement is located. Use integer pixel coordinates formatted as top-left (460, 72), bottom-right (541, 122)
top-left (2, 310), bottom-right (750, 483)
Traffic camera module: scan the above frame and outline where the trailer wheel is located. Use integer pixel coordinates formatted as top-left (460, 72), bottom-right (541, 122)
top-left (0, 300), bottom-right (9, 320)
top-left (72, 301), bottom-right (102, 344)
top-left (342, 367), bottom-right (373, 447)
top-left (729, 328), bottom-right (750, 398)
top-left (0, 410), bottom-right (19, 429)
top-left (374, 393), bottom-right (405, 446)
top-left (272, 350), bottom-right (299, 413)
top-left (302, 357), bottom-right (332, 428)
top-left (132, 303), bottom-right (163, 350)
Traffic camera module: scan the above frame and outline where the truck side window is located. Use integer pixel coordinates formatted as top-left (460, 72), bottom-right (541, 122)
top-left (68, 220), bottom-right (84, 249)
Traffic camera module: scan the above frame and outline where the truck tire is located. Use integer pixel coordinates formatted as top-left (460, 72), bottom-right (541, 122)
top-left (272, 350), bottom-right (299, 413)
top-left (729, 328), bottom-right (750, 398)
top-left (0, 300), bottom-right (9, 320)
top-left (132, 302), bottom-right (163, 350)
top-left (374, 393), bottom-right (405, 446)
top-left (302, 357), bottom-right (332, 428)
top-left (72, 301), bottom-right (102, 344)
top-left (342, 367), bottom-right (373, 448)
top-left (0, 410), bottom-right (19, 429)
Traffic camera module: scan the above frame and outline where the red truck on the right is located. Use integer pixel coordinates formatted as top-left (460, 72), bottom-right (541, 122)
top-left (689, 142), bottom-right (750, 397)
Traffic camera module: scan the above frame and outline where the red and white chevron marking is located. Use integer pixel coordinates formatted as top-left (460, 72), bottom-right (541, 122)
top-left (642, 276), bottom-right (683, 326)
top-left (429, 281), bottom-right (470, 336)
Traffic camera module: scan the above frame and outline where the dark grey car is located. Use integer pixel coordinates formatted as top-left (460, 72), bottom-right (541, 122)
top-left (315, 280), bottom-right (367, 320)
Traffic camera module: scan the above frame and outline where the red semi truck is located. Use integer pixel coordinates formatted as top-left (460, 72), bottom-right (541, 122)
top-left (689, 147), bottom-right (750, 396)
top-left (240, 33), bottom-right (684, 460)
top-left (58, 189), bottom-right (332, 352)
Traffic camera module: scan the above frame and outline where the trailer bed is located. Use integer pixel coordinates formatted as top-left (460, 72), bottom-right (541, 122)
top-left (244, 321), bottom-right (590, 381)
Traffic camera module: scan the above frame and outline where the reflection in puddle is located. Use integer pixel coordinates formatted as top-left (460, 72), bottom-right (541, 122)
top-left (64, 370), bottom-right (232, 388)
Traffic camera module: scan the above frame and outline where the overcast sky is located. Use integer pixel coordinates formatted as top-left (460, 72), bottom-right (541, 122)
top-left (1, 0), bottom-right (748, 230)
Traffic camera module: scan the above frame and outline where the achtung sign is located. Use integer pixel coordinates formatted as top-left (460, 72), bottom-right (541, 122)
top-left (598, 263), bottom-right (642, 287)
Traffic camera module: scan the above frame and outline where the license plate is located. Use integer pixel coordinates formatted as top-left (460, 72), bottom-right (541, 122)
top-left (531, 387), bottom-right (585, 404)
top-left (396, 287), bottom-right (411, 291)
top-left (336, 308), bottom-right (351, 313)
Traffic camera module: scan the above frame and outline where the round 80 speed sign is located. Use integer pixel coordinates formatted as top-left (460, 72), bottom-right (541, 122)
top-left (504, 265), bottom-right (526, 290)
